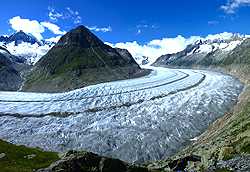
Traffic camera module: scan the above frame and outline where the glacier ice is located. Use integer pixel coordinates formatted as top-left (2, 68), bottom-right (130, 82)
top-left (0, 66), bottom-right (244, 164)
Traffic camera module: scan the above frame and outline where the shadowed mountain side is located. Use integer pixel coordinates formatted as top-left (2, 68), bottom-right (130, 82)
top-left (21, 25), bottom-right (144, 93)
top-left (0, 46), bottom-right (29, 91)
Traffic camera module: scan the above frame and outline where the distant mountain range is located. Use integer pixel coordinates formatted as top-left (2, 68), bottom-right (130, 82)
top-left (1, 28), bottom-right (250, 93)
top-left (152, 33), bottom-right (249, 69)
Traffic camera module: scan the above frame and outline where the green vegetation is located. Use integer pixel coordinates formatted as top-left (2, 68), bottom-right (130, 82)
top-left (0, 139), bottom-right (59, 171)
top-left (39, 43), bottom-right (129, 76)
top-left (219, 39), bottom-right (250, 67)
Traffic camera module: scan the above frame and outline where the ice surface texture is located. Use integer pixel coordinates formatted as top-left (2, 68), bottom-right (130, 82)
top-left (0, 67), bottom-right (244, 164)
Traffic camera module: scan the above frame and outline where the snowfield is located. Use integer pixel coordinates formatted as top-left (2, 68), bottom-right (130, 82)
top-left (0, 66), bottom-right (244, 164)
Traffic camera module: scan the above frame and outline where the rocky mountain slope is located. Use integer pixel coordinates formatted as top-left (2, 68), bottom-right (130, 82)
top-left (147, 37), bottom-right (250, 171)
top-left (0, 46), bottom-right (28, 91)
top-left (0, 31), bottom-right (54, 91)
top-left (21, 25), bottom-right (142, 93)
top-left (152, 33), bottom-right (248, 69)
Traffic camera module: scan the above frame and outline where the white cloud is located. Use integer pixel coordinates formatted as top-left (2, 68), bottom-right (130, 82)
top-left (8, 16), bottom-right (67, 41)
top-left (48, 6), bottom-right (63, 22)
top-left (221, 0), bottom-right (250, 14)
top-left (74, 16), bottom-right (82, 24)
top-left (106, 32), bottom-right (235, 65)
top-left (135, 30), bottom-right (141, 35)
top-left (66, 7), bottom-right (78, 15)
top-left (9, 16), bottom-right (45, 40)
top-left (208, 21), bottom-right (218, 25)
top-left (87, 26), bottom-right (113, 32)
top-left (45, 35), bottom-right (62, 43)
top-left (133, 21), bottom-right (159, 35)
top-left (107, 35), bottom-right (201, 65)
top-left (31, 33), bottom-right (43, 41)
top-left (41, 22), bottom-right (66, 35)
top-left (48, 6), bottom-right (82, 24)
top-left (152, 23), bottom-right (159, 28)
top-left (137, 25), bottom-right (148, 28)
top-left (205, 32), bottom-right (233, 40)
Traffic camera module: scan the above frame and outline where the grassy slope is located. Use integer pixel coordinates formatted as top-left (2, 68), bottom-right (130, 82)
top-left (0, 139), bottom-right (59, 172)
top-left (22, 41), bottom-right (140, 93)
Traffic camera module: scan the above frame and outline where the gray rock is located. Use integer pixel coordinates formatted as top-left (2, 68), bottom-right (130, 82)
top-left (39, 150), bottom-right (149, 172)
top-left (215, 154), bottom-right (250, 172)
top-left (0, 153), bottom-right (6, 158)
top-left (28, 154), bottom-right (36, 159)
top-left (168, 154), bottom-right (201, 171)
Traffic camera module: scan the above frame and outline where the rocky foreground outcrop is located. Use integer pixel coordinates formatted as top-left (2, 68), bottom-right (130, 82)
top-left (38, 150), bottom-right (148, 172)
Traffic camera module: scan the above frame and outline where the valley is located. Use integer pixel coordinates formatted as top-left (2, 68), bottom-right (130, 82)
top-left (0, 66), bottom-right (244, 164)
top-left (1, 27), bottom-right (250, 171)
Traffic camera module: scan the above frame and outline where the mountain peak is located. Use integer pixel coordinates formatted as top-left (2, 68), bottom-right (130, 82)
top-left (21, 25), bottom-right (141, 93)
top-left (229, 33), bottom-right (246, 41)
top-left (16, 30), bottom-right (26, 34)
top-left (0, 30), bottom-right (38, 45)
top-left (57, 25), bottom-right (103, 49)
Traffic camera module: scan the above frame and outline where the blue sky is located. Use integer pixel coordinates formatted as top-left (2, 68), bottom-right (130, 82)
top-left (1, 0), bottom-right (250, 60)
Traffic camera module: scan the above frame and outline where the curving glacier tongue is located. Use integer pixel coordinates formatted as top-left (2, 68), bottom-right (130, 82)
top-left (0, 67), bottom-right (244, 164)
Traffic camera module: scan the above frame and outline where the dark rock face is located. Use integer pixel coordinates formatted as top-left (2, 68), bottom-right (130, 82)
top-left (21, 25), bottom-right (142, 93)
top-left (39, 150), bottom-right (149, 172)
top-left (168, 155), bottom-right (201, 171)
top-left (0, 46), bottom-right (28, 91)
top-left (141, 56), bottom-right (150, 65)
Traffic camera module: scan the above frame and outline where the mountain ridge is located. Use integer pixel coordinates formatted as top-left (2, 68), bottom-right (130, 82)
top-left (20, 25), bottom-right (144, 93)
top-left (0, 30), bottom-right (38, 45)
top-left (152, 33), bottom-right (249, 69)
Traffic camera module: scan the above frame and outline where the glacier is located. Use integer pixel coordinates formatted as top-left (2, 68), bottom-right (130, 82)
top-left (0, 66), bottom-right (244, 164)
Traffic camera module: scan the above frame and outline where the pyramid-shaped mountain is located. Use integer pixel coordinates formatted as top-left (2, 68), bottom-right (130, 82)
top-left (21, 25), bottom-right (142, 93)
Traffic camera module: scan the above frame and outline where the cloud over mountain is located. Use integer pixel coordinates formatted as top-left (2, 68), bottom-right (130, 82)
top-left (41, 22), bottom-right (66, 35)
top-left (107, 35), bottom-right (201, 65)
top-left (9, 16), bottom-right (45, 40)
top-left (8, 16), bottom-right (66, 40)
top-left (107, 32), bottom-right (235, 65)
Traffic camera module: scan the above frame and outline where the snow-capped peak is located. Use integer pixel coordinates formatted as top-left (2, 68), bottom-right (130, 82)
top-left (193, 33), bottom-right (247, 54)
top-left (0, 31), bottom-right (55, 65)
